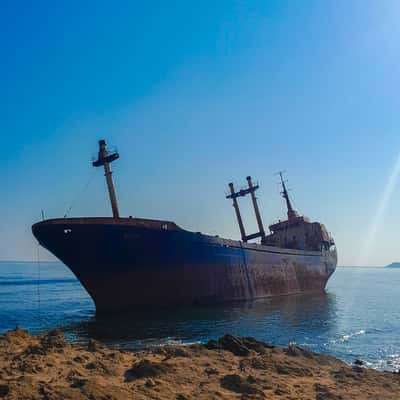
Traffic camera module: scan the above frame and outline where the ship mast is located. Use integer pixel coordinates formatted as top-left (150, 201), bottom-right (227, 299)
top-left (247, 176), bottom-right (265, 238)
top-left (92, 140), bottom-right (120, 218)
top-left (278, 171), bottom-right (298, 220)
top-left (228, 182), bottom-right (246, 240)
top-left (226, 176), bottom-right (266, 243)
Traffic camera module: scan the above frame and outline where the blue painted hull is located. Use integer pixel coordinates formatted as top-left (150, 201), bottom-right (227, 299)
top-left (32, 217), bottom-right (337, 313)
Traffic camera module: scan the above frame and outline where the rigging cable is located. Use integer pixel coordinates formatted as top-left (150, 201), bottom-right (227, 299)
top-left (63, 169), bottom-right (98, 218)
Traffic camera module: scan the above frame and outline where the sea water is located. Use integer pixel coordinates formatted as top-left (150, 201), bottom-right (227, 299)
top-left (0, 261), bottom-right (399, 372)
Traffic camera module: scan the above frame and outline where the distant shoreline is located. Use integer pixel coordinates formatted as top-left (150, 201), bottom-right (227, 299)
top-left (385, 262), bottom-right (400, 269)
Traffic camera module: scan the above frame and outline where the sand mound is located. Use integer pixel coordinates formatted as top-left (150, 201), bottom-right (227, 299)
top-left (0, 328), bottom-right (399, 399)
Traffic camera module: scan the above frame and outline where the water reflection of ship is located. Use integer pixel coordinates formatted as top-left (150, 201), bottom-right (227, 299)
top-left (64, 292), bottom-right (337, 349)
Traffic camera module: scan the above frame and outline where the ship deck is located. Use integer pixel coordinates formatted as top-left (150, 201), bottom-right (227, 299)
top-left (33, 217), bottom-right (323, 257)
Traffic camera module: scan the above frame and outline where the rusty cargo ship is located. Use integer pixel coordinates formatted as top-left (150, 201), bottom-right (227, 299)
top-left (32, 140), bottom-right (337, 313)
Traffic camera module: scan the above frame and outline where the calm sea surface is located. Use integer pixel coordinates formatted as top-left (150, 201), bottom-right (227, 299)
top-left (0, 262), bottom-right (399, 371)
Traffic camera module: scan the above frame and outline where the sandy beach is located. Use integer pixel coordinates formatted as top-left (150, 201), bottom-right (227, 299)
top-left (0, 328), bottom-right (399, 399)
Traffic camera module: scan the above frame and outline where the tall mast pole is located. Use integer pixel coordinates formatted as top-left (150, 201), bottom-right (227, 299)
top-left (246, 176), bottom-right (265, 238)
top-left (93, 140), bottom-right (120, 218)
top-left (104, 161), bottom-right (119, 218)
top-left (228, 182), bottom-right (246, 241)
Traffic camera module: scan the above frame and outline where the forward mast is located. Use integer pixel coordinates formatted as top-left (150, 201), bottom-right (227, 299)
top-left (92, 140), bottom-right (120, 218)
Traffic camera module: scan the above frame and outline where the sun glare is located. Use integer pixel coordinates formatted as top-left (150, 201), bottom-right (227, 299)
top-left (358, 151), bottom-right (400, 266)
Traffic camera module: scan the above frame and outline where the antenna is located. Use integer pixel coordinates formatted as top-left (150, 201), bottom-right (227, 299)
top-left (276, 171), bottom-right (298, 220)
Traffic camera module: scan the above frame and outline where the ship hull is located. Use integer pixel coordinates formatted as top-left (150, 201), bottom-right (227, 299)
top-left (32, 218), bottom-right (337, 313)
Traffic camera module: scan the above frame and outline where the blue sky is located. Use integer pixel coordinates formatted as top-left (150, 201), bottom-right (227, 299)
top-left (2, 0), bottom-right (400, 265)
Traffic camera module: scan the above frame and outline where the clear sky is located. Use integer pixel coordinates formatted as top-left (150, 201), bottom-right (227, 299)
top-left (2, 0), bottom-right (400, 266)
